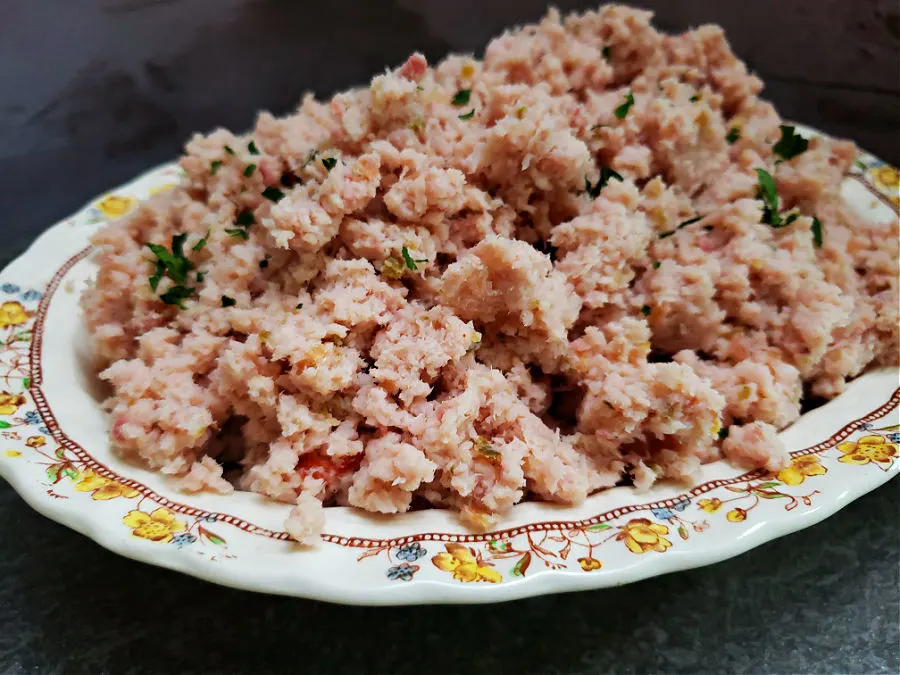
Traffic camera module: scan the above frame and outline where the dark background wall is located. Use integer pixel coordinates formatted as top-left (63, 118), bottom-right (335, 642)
top-left (1, 0), bottom-right (898, 262)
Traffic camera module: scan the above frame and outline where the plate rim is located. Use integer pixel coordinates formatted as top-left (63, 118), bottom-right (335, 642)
top-left (0, 124), bottom-right (897, 605)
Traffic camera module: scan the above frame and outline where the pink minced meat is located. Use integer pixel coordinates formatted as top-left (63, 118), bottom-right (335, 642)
top-left (81, 4), bottom-right (898, 543)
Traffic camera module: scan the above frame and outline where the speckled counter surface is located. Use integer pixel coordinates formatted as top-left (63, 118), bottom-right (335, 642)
top-left (1, 2), bottom-right (898, 673)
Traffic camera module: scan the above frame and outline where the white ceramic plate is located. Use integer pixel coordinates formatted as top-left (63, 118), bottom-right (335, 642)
top-left (0, 125), bottom-right (897, 605)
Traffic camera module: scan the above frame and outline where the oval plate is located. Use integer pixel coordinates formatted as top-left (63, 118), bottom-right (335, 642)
top-left (0, 125), bottom-right (897, 605)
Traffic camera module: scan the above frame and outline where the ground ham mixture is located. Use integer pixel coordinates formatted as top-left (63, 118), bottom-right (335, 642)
top-left (81, 5), bottom-right (899, 543)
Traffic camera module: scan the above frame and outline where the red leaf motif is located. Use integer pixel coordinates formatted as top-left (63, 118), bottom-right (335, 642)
top-left (511, 552), bottom-right (532, 577)
top-left (198, 525), bottom-right (226, 546)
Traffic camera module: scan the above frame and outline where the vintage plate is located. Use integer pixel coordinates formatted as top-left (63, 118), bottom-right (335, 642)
top-left (0, 125), bottom-right (897, 605)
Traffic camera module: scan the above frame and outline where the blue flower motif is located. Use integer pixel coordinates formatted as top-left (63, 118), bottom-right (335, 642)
top-left (861, 423), bottom-right (873, 431)
top-left (671, 497), bottom-right (690, 512)
top-left (651, 498), bottom-right (689, 522)
top-left (1, 283), bottom-right (20, 295)
top-left (201, 515), bottom-right (218, 523)
top-left (395, 542), bottom-right (427, 562)
top-left (24, 410), bottom-right (41, 426)
top-left (21, 289), bottom-right (42, 302)
top-left (39, 425), bottom-right (49, 435)
top-left (171, 532), bottom-right (198, 549)
top-left (888, 433), bottom-right (900, 443)
top-left (386, 563), bottom-right (418, 582)
top-left (651, 507), bottom-right (674, 521)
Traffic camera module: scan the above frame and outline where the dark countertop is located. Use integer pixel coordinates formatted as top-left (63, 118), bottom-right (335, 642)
top-left (1, 2), bottom-right (898, 673)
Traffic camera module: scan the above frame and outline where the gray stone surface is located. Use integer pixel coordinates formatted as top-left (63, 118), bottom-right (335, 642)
top-left (1, 1), bottom-right (898, 672)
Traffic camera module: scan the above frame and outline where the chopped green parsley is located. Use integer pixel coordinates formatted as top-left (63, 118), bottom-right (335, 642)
top-left (221, 295), bottom-right (236, 308)
top-left (585, 167), bottom-right (624, 198)
top-left (261, 186), bottom-right (285, 203)
top-left (451, 89), bottom-right (471, 106)
top-left (243, 164), bottom-right (257, 177)
top-left (401, 246), bottom-right (427, 271)
top-left (192, 229), bottom-right (210, 252)
top-left (224, 145), bottom-right (235, 155)
top-left (234, 210), bottom-right (256, 227)
top-left (247, 140), bottom-right (259, 155)
top-left (811, 217), bottom-right (823, 248)
top-left (614, 92), bottom-right (634, 119)
top-left (726, 127), bottom-right (741, 144)
top-left (640, 305), bottom-right (651, 316)
top-left (458, 109), bottom-right (475, 120)
top-left (772, 125), bottom-right (808, 160)
top-left (322, 157), bottom-right (337, 171)
top-left (210, 160), bottom-right (223, 175)
top-left (159, 285), bottom-right (193, 309)
top-left (602, 47), bottom-right (611, 59)
top-left (225, 228), bottom-right (249, 240)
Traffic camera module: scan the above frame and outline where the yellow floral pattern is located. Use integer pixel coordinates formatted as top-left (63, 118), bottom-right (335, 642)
top-left (836, 436), bottom-right (898, 466)
top-left (432, 543), bottom-right (502, 583)
top-left (698, 497), bottom-right (723, 513)
top-left (75, 470), bottom-right (140, 501)
top-left (0, 392), bottom-right (26, 416)
top-left (95, 195), bottom-right (137, 219)
top-left (617, 518), bottom-right (672, 554)
top-left (25, 435), bottom-right (46, 448)
top-left (777, 455), bottom-right (828, 485)
top-left (578, 556), bottom-right (602, 571)
top-left (123, 508), bottom-right (186, 542)
top-left (0, 301), bottom-right (28, 329)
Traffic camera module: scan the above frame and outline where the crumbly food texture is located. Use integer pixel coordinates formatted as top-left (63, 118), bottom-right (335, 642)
top-left (81, 4), bottom-right (899, 542)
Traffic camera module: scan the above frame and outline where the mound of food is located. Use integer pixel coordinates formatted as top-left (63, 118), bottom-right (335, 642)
top-left (81, 4), bottom-right (899, 543)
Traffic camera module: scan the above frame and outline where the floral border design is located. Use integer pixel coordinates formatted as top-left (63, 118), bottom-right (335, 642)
top-left (0, 139), bottom-right (897, 592)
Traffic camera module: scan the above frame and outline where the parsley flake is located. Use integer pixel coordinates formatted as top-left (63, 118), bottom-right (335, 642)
top-left (602, 47), bottom-right (611, 59)
top-left (401, 246), bottom-right (428, 271)
top-left (755, 168), bottom-right (782, 226)
top-left (196, 271), bottom-right (205, 283)
top-left (147, 235), bottom-right (194, 286)
top-left (221, 295), bottom-right (236, 308)
top-left (244, 164), bottom-right (257, 177)
top-left (614, 92), bottom-right (634, 119)
top-left (585, 167), bottom-right (624, 198)
top-left (726, 127), bottom-right (741, 144)
top-left (224, 145), bottom-right (235, 155)
top-left (322, 157), bottom-right (337, 171)
top-left (718, 427), bottom-right (729, 440)
top-left (854, 159), bottom-right (867, 171)
top-left (210, 160), bottom-right (223, 175)
top-left (262, 186), bottom-right (285, 203)
top-left (652, 261), bottom-right (662, 269)
top-left (772, 125), bottom-right (809, 160)
top-left (689, 94), bottom-right (700, 102)
top-left (451, 89), bottom-right (471, 106)
top-left (458, 109), bottom-right (475, 120)
top-left (259, 257), bottom-right (270, 269)
top-left (234, 210), bottom-right (255, 227)
top-left (148, 260), bottom-right (165, 292)
top-left (295, 303), bottom-right (303, 310)
top-left (192, 229), bottom-right (210, 252)
top-left (475, 437), bottom-right (501, 461)
top-left (811, 217), bottom-right (823, 248)
top-left (640, 305), bottom-right (651, 316)
top-left (225, 228), bottom-right (249, 240)
top-left (159, 285), bottom-right (193, 309)
top-left (247, 140), bottom-right (259, 155)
